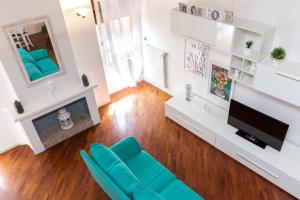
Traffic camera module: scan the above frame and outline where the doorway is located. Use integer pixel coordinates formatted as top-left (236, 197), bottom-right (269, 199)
top-left (92, 0), bottom-right (143, 94)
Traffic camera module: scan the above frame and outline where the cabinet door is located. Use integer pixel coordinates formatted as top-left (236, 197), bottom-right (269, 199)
top-left (171, 10), bottom-right (234, 52)
top-left (214, 23), bottom-right (234, 53)
top-left (254, 64), bottom-right (300, 107)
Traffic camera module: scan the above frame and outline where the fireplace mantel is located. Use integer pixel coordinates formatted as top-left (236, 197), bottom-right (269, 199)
top-left (10, 84), bottom-right (97, 121)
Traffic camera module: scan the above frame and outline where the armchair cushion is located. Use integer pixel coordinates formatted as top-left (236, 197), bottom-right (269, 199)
top-left (36, 58), bottom-right (59, 73)
top-left (29, 49), bottom-right (49, 61)
top-left (108, 162), bottom-right (140, 195)
top-left (18, 48), bottom-right (38, 66)
top-left (18, 48), bottom-right (59, 80)
top-left (125, 151), bottom-right (176, 193)
top-left (90, 144), bottom-right (122, 170)
top-left (26, 67), bottom-right (43, 81)
top-left (111, 136), bottom-right (142, 162)
top-left (133, 188), bottom-right (166, 200)
top-left (160, 180), bottom-right (204, 200)
top-left (90, 144), bottom-right (140, 195)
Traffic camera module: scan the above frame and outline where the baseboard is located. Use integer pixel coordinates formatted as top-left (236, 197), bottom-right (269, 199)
top-left (97, 98), bottom-right (111, 109)
top-left (0, 143), bottom-right (19, 154)
top-left (142, 80), bottom-right (176, 97)
top-left (97, 79), bottom-right (176, 109)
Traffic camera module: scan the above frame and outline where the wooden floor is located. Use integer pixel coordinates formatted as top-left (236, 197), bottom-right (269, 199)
top-left (0, 81), bottom-right (296, 200)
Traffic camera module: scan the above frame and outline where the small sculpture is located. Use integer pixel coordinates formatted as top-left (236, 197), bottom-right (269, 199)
top-left (82, 74), bottom-right (89, 87)
top-left (57, 108), bottom-right (74, 130)
top-left (14, 100), bottom-right (24, 114)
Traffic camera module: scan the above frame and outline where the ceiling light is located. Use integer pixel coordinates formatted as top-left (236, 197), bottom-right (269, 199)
top-left (75, 7), bottom-right (90, 18)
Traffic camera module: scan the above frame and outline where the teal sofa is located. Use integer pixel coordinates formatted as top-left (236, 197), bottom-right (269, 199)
top-left (81, 137), bottom-right (204, 200)
top-left (18, 48), bottom-right (59, 81)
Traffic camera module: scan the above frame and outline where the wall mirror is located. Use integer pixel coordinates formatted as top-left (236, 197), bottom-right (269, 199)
top-left (5, 16), bottom-right (64, 85)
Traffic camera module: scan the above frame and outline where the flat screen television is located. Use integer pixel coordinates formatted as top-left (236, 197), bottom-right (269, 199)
top-left (228, 99), bottom-right (289, 151)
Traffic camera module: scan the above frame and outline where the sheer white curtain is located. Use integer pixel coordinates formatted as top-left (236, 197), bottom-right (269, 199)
top-left (100, 0), bottom-right (142, 87)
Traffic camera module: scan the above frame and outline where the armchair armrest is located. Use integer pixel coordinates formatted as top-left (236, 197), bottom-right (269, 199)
top-left (110, 137), bottom-right (142, 162)
top-left (29, 49), bottom-right (49, 61)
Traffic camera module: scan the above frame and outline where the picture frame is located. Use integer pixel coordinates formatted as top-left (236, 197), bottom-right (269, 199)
top-left (208, 62), bottom-right (234, 102)
top-left (178, 2), bottom-right (187, 12)
top-left (205, 7), bottom-right (225, 22)
top-left (184, 37), bottom-right (209, 77)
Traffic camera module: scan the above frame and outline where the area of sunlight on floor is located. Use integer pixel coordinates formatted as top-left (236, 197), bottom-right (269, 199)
top-left (108, 94), bottom-right (137, 131)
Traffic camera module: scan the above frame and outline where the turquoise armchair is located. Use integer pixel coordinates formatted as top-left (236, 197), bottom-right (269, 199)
top-left (18, 48), bottom-right (59, 81)
top-left (81, 137), bottom-right (204, 200)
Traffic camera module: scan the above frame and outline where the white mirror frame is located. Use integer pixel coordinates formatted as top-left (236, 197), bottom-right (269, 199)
top-left (4, 16), bottom-right (65, 87)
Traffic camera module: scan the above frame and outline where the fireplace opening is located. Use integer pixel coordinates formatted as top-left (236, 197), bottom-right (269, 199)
top-left (32, 98), bottom-right (94, 149)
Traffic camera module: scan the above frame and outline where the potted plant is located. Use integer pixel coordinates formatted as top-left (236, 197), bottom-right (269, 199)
top-left (271, 47), bottom-right (286, 66)
top-left (244, 40), bottom-right (253, 56)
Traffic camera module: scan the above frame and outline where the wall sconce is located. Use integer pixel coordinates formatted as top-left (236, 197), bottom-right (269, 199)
top-left (75, 7), bottom-right (90, 18)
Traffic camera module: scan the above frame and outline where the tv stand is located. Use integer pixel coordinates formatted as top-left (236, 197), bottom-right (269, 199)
top-left (165, 93), bottom-right (300, 199)
top-left (235, 130), bottom-right (267, 149)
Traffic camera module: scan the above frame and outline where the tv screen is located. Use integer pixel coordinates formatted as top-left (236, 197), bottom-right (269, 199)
top-left (228, 99), bottom-right (289, 151)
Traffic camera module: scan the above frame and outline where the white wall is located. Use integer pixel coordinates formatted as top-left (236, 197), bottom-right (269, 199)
top-left (141, 0), bottom-right (300, 147)
top-left (60, 0), bottom-right (110, 107)
top-left (0, 61), bottom-right (18, 152)
top-left (0, 111), bottom-right (19, 153)
top-left (0, 0), bottom-right (81, 107)
top-left (0, 60), bottom-right (19, 152)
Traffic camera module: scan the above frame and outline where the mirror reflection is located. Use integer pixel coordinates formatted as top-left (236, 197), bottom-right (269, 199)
top-left (7, 18), bottom-right (62, 82)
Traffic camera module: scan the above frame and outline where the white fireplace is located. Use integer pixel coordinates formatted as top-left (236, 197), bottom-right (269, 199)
top-left (10, 84), bottom-right (100, 154)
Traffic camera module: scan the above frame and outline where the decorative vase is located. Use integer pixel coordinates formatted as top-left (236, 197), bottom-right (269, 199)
top-left (215, 84), bottom-right (226, 99)
top-left (203, 103), bottom-right (212, 113)
top-left (14, 100), bottom-right (24, 114)
top-left (272, 59), bottom-right (283, 67)
top-left (82, 74), bottom-right (89, 87)
top-left (57, 108), bottom-right (74, 130)
top-left (185, 84), bottom-right (193, 102)
top-left (244, 48), bottom-right (252, 56)
top-left (233, 69), bottom-right (240, 78)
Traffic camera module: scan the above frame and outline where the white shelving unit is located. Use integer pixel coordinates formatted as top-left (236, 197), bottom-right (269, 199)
top-left (171, 8), bottom-right (235, 53)
top-left (230, 18), bottom-right (275, 87)
top-left (165, 93), bottom-right (300, 199)
top-left (168, 8), bottom-right (300, 199)
top-left (254, 58), bottom-right (300, 108)
top-left (229, 56), bottom-right (257, 86)
top-left (170, 8), bottom-right (276, 87)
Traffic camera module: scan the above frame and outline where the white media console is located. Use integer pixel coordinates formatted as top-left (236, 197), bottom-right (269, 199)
top-left (165, 93), bottom-right (300, 199)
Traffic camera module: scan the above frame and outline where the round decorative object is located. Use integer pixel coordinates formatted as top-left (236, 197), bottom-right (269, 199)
top-left (244, 48), bottom-right (252, 56)
top-left (211, 10), bottom-right (220, 20)
top-left (57, 108), bottom-right (74, 130)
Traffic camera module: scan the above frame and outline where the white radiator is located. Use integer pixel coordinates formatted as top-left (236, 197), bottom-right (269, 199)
top-left (143, 44), bottom-right (167, 88)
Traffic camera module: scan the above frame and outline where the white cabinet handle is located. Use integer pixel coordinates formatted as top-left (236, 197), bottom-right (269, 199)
top-left (174, 115), bottom-right (203, 134)
top-left (236, 153), bottom-right (279, 179)
top-left (276, 72), bottom-right (300, 82)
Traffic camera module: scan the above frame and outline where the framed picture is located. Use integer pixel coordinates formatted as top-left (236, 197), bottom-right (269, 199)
top-left (184, 37), bottom-right (209, 77)
top-left (208, 63), bottom-right (234, 102)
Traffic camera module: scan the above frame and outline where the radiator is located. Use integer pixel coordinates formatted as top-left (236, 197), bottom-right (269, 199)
top-left (143, 44), bottom-right (167, 88)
